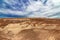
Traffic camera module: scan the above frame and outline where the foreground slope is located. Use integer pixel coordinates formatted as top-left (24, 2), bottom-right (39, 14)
top-left (0, 18), bottom-right (60, 40)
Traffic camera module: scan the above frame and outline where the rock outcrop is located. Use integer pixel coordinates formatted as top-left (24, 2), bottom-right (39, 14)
top-left (0, 18), bottom-right (60, 40)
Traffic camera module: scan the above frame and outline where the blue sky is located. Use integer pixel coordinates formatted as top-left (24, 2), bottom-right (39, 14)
top-left (0, 0), bottom-right (60, 18)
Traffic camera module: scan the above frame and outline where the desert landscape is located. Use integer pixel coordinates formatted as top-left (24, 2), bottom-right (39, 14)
top-left (0, 18), bottom-right (60, 40)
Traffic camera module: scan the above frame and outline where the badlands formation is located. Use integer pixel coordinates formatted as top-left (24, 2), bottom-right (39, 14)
top-left (0, 18), bottom-right (60, 40)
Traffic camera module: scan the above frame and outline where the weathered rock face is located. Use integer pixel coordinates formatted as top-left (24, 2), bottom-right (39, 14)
top-left (0, 18), bottom-right (60, 40)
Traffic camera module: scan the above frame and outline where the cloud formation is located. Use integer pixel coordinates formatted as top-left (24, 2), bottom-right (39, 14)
top-left (0, 0), bottom-right (60, 18)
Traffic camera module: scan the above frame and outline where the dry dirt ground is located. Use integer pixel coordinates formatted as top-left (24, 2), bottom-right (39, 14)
top-left (0, 18), bottom-right (60, 40)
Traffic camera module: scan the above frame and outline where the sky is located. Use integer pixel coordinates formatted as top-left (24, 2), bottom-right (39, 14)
top-left (0, 0), bottom-right (60, 18)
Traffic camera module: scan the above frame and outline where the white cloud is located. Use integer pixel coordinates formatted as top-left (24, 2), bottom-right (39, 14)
top-left (0, 0), bottom-right (60, 18)
top-left (52, 0), bottom-right (60, 6)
